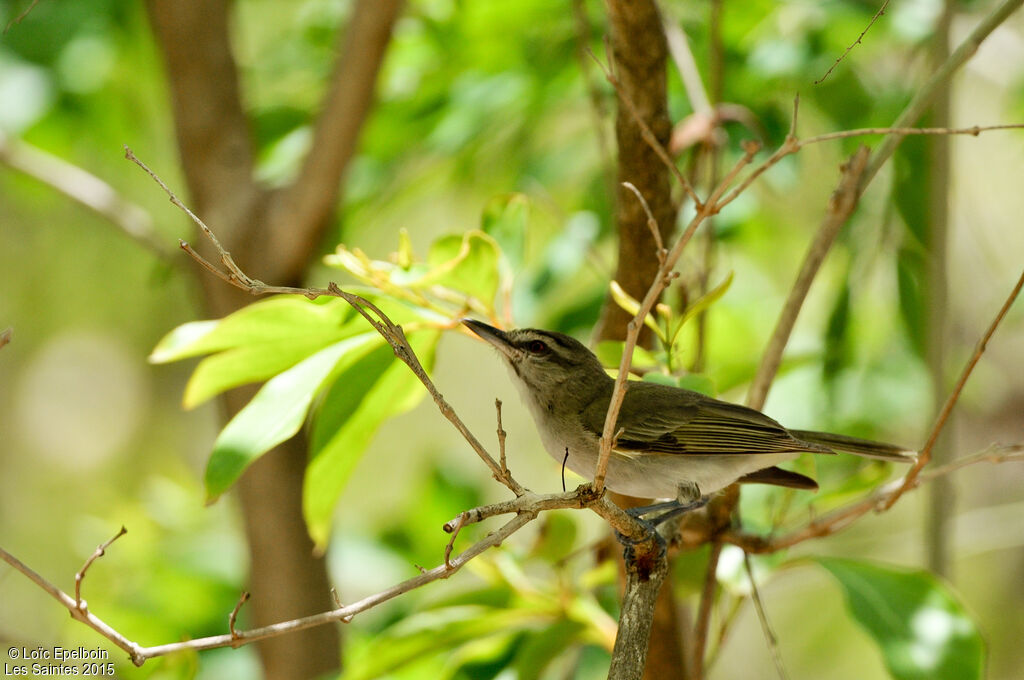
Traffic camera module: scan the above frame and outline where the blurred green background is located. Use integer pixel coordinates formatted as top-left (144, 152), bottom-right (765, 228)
top-left (1, 1), bottom-right (1022, 678)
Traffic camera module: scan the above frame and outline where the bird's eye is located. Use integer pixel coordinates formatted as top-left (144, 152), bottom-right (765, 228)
top-left (527, 340), bottom-right (548, 354)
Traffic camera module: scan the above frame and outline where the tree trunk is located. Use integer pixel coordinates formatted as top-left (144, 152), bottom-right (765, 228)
top-left (598, 1), bottom-right (685, 678)
top-left (145, 1), bottom-right (402, 676)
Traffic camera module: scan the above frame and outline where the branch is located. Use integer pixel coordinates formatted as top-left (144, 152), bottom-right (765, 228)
top-left (881, 268), bottom-right (1024, 509)
top-left (717, 443), bottom-right (1024, 555)
top-left (0, 512), bottom-right (536, 664)
top-left (861, 0), bottom-right (1024, 186)
top-left (0, 534), bottom-right (146, 664)
top-left (266, 0), bottom-right (403, 281)
top-left (0, 131), bottom-right (176, 264)
top-left (744, 552), bottom-right (789, 680)
top-left (3, 0), bottom-right (40, 33)
top-left (0, 327), bottom-right (11, 350)
top-left (591, 47), bottom-right (702, 208)
top-left (144, 0), bottom-right (257, 226)
top-left (815, 0), bottom-right (890, 85)
top-left (746, 145), bottom-right (870, 409)
top-left (75, 527), bottom-right (127, 608)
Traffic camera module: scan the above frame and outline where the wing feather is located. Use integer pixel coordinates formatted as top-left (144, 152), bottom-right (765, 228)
top-left (583, 383), bottom-right (834, 456)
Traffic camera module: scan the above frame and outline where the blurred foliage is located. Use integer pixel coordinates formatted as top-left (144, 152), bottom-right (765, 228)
top-left (817, 557), bottom-right (985, 680)
top-left (2, 0), bottom-right (1023, 679)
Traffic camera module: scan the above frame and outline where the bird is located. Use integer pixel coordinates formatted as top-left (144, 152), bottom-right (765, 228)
top-left (463, 319), bottom-right (915, 516)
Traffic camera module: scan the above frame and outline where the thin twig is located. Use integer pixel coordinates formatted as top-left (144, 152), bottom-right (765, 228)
top-left (803, 123), bottom-right (1024, 146)
top-left (863, 0), bottom-right (1024, 186)
top-left (661, 9), bottom-right (712, 115)
top-left (589, 47), bottom-right (703, 208)
top-left (0, 544), bottom-right (145, 664)
top-left (717, 443), bottom-right (1024, 555)
top-left (495, 399), bottom-right (509, 477)
top-left (691, 540), bottom-right (723, 679)
top-left (3, 0), bottom-right (40, 33)
top-left (746, 146), bottom-right (871, 409)
top-left (1, 511), bottom-right (537, 665)
top-left (228, 591), bottom-right (250, 640)
top-left (881, 268), bottom-right (1024, 509)
top-left (127, 149), bottom-right (529, 495)
top-left (744, 552), bottom-right (789, 680)
top-left (622, 181), bottom-right (666, 263)
top-left (444, 513), bottom-right (465, 570)
top-left (75, 526), bottom-right (127, 608)
top-left (815, 0), bottom-right (890, 85)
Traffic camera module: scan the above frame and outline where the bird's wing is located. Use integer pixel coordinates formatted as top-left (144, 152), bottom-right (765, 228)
top-left (584, 385), bottom-right (834, 456)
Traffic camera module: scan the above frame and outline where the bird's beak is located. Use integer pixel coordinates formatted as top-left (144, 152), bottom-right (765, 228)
top-left (462, 319), bottom-right (519, 361)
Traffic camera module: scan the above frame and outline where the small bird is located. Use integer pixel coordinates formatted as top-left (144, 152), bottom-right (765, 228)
top-left (463, 319), bottom-right (915, 512)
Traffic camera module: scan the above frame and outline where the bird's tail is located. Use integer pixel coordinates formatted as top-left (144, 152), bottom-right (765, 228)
top-left (791, 430), bottom-right (917, 463)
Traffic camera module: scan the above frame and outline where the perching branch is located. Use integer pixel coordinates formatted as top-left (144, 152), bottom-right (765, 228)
top-left (1, 512), bottom-right (535, 664)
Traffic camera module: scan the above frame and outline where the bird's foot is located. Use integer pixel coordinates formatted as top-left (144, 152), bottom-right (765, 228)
top-left (624, 497), bottom-right (709, 526)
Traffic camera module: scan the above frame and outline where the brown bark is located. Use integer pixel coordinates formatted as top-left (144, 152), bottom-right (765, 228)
top-left (144, 1), bottom-right (402, 677)
top-left (594, 0), bottom-right (677, 345)
top-left (598, 1), bottom-right (685, 678)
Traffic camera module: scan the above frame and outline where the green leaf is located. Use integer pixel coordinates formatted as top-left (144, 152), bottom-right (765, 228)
top-left (341, 606), bottom-right (547, 680)
top-left (897, 246), bottom-right (927, 357)
top-left (203, 333), bottom-right (380, 503)
top-left (823, 277), bottom-right (852, 385)
top-left (303, 330), bottom-right (440, 547)
top-left (676, 373), bottom-right (716, 396)
top-left (150, 296), bottom-right (354, 363)
top-left (594, 340), bottom-right (658, 372)
top-left (420, 230), bottom-right (501, 306)
top-left (183, 332), bottom-right (348, 409)
top-left (817, 557), bottom-right (984, 680)
top-left (149, 320), bottom-right (220, 363)
top-left (676, 271), bottom-right (734, 334)
top-left (511, 619), bottom-right (587, 680)
top-left (608, 280), bottom-right (662, 340)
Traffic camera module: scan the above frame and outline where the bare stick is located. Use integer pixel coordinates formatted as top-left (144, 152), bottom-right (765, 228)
top-left (802, 123), bottom-right (1023, 146)
top-left (1, 511), bottom-right (536, 665)
top-left (0, 544), bottom-right (146, 664)
top-left (127, 149), bottom-right (530, 495)
top-left (744, 552), bottom-right (789, 680)
top-left (3, 0), bottom-right (40, 33)
top-left (228, 592), bottom-right (250, 640)
top-left (495, 399), bottom-right (509, 477)
top-left (746, 146), bottom-right (870, 409)
top-left (881, 267), bottom-right (1024, 509)
top-left (590, 48), bottom-right (703, 207)
top-left (717, 444), bottom-right (1024, 555)
top-left (444, 513), bottom-right (465, 570)
top-left (622, 181), bottom-right (666, 264)
top-left (592, 141), bottom-right (760, 492)
top-left (661, 9), bottom-right (712, 115)
top-left (75, 526), bottom-right (127, 608)
top-left (864, 0), bottom-right (1024, 186)
top-left (691, 540), bottom-right (723, 679)
top-left (815, 0), bottom-right (890, 85)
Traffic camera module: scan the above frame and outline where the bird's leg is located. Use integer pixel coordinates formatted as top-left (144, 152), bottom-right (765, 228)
top-left (624, 497), bottom-right (709, 526)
